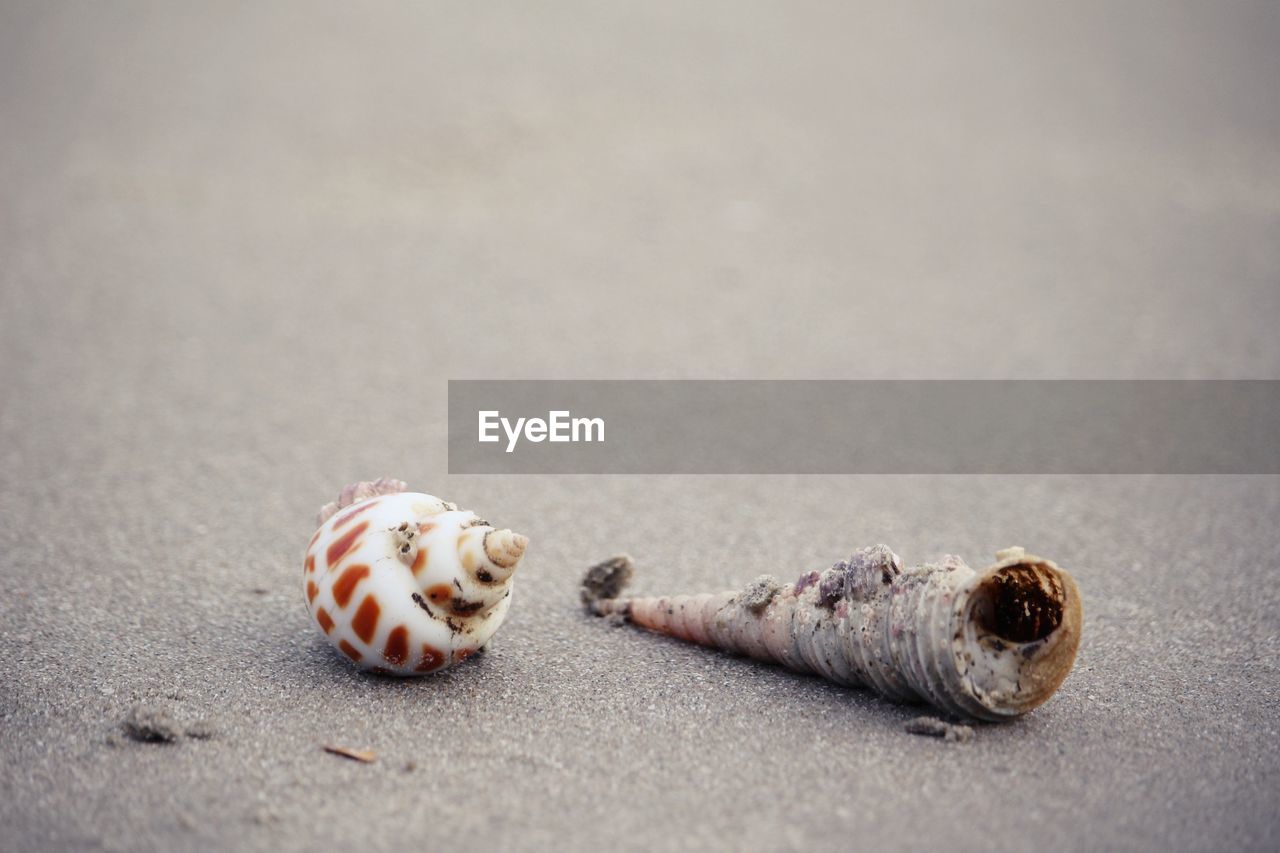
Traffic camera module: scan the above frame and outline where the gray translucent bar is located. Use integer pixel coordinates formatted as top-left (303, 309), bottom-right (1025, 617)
top-left (448, 381), bottom-right (1280, 474)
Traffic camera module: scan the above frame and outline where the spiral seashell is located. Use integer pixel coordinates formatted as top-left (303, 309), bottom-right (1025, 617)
top-left (583, 546), bottom-right (1082, 721)
top-left (305, 479), bottom-right (529, 675)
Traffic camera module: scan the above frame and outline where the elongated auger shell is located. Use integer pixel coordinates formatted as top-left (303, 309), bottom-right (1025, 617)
top-left (305, 479), bottom-right (528, 675)
top-left (584, 546), bottom-right (1081, 721)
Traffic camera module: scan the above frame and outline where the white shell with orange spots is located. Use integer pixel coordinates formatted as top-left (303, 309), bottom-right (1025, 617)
top-left (304, 490), bottom-right (528, 675)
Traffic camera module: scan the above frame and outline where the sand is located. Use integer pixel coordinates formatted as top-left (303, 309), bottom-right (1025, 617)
top-left (2, 2), bottom-right (1278, 851)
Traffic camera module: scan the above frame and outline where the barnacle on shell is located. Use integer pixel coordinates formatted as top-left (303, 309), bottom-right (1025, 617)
top-left (583, 545), bottom-right (1081, 721)
top-left (305, 479), bottom-right (528, 675)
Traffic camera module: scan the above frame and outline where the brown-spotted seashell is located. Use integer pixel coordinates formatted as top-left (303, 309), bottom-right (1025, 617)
top-left (305, 480), bottom-right (528, 675)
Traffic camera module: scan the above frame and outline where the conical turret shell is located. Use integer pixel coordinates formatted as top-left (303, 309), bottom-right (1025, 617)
top-left (584, 545), bottom-right (1081, 721)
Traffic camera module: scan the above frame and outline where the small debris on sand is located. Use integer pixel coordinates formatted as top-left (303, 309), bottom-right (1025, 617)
top-left (253, 808), bottom-right (279, 825)
top-left (581, 554), bottom-right (635, 608)
top-left (123, 705), bottom-right (183, 743)
top-left (323, 744), bottom-right (377, 763)
top-left (904, 716), bottom-right (975, 743)
top-left (185, 720), bottom-right (217, 740)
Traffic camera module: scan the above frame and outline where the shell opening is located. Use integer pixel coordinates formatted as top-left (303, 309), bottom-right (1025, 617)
top-left (973, 562), bottom-right (1064, 644)
top-left (957, 557), bottom-right (1082, 718)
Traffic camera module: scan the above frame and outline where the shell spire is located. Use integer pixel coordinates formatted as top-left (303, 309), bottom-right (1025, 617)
top-left (582, 545), bottom-right (1082, 721)
top-left (304, 480), bottom-right (529, 675)
top-left (484, 529), bottom-right (529, 570)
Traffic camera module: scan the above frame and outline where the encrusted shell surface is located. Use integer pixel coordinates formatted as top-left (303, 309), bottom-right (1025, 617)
top-left (304, 482), bottom-right (528, 675)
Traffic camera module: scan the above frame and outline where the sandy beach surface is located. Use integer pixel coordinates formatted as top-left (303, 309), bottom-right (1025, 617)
top-left (2, 3), bottom-right (1278, 850)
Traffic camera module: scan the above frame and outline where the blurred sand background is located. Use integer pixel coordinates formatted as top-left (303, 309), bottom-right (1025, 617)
top-left (1, 2), bottom-right (1277, 851)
